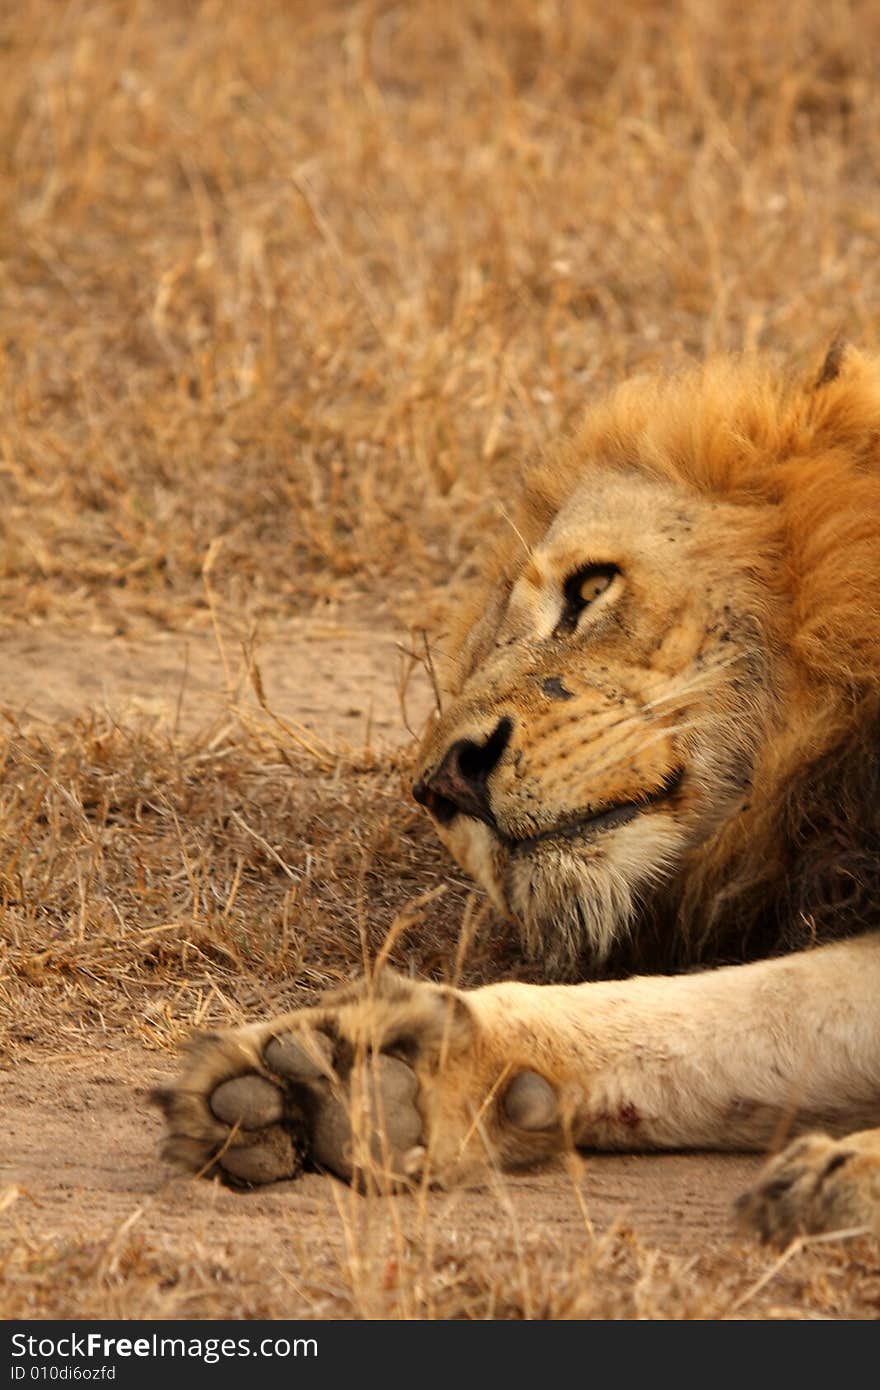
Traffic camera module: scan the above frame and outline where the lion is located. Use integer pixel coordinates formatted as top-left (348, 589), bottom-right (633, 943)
top-left (155, 344), bottom-right (880, 1245)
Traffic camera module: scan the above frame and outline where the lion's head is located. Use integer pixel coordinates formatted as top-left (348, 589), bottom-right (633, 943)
top-left (414, 347), bottom-right (880, 978)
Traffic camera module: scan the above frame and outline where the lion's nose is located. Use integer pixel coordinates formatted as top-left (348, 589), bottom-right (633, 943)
top-left (413, 717), bottom-right (512, 827)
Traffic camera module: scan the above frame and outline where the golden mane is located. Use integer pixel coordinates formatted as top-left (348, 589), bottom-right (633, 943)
top-left (446, 348), bottom-right (880, 972)
top-left (513, 348), bottom-right (880, 688)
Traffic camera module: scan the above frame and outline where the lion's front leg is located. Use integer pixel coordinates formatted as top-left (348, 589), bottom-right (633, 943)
top-left (155, 935), bottom-right (880, 1196)
top-left (154, 970), bottom-right (570, 1190)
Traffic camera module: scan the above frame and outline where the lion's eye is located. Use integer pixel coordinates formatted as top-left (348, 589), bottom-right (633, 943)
top-left (578, 571), bottom-right (614, 604)
top-left (556, 563), bottom-right (619, 635)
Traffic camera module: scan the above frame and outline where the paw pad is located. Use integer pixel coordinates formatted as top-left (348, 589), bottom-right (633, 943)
top-left (210, 1075), bottom-right (284, 1128)
top-left (219, 1126), bottom-right (302, 1186)
top-left (264, 1030), bottom-right (334, 1080)
top-left (313, 1054), bottom-right (422, 1179)
top-left (503, 1071), bottom-right (558, 1131)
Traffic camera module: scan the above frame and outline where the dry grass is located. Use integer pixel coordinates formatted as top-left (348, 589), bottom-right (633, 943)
top-left (0, 708), bottom-right (526, 1061)
top-left (2, 0), bottom-right (880, 1320)
top-left (4, 0), bottom-right (880, 633)
top-left (4, 1209), bottom-right (878, 1320)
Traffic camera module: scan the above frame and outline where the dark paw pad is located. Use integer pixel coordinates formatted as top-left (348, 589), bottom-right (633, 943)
top-left (312, 1054), bottom-right (422, 1180)
top-left (210, 1075), bottom-right (284, 1128)
top-left (502, 1071), bottom-right (559, 1131)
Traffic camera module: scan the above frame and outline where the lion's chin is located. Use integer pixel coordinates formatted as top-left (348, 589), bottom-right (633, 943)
top-left (505, 814), bottom-right (689, 977)
top-left (438, 808), bottom-right (689, 977)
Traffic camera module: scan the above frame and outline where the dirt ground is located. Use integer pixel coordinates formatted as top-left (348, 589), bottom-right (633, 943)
top-left (1, 620), bottom-right (427, 742)
top-left (2, 625), bottom-right (879, 1320)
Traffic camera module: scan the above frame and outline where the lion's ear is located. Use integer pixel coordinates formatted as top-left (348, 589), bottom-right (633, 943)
top-left (813, 337), bottom-right (849, 390)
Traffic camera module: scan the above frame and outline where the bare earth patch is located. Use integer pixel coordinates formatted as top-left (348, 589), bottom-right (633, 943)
top-left (1, 620), bottom-right (427, 742)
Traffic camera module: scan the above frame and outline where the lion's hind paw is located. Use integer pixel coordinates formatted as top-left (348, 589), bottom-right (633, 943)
top-left (736, 1129), bottom-right (880, 1246)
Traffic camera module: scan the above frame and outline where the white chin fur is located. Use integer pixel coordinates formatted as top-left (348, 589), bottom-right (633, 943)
top-left (438, 817), bottom-right (509, 915)
top-left (507, 814), bottom-right (687, 975)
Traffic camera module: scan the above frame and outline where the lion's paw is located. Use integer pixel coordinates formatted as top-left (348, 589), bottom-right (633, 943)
top-left (152, 973), bottom-right (460, 1189)
top-left (153, 1012), bottom-right (427, 1187)
top-left (736, 1129), bottom-right (880, 1245)
top-left (153, 970), bottom-right (567, 1190)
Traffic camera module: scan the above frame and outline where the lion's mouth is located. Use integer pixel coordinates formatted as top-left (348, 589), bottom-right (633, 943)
top-left (504, 766), bottom-right (685, 853)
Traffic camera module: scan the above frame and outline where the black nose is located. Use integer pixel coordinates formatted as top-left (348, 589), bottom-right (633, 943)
top-left (413, 717), bottom-right (512, 827)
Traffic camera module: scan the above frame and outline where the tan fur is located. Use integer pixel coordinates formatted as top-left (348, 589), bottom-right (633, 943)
top-left (157, 349), bottom-right (880, 1238)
